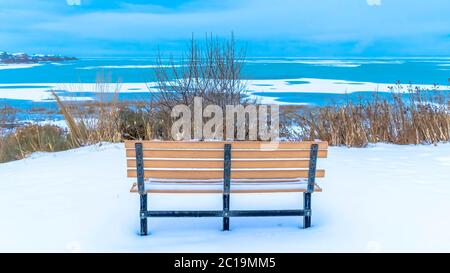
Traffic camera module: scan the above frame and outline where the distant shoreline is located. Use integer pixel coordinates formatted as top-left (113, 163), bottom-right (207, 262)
top-left (0, 51), bottom-right (77, 64)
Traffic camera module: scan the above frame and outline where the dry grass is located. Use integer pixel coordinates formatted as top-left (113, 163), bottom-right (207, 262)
top-left (282, 88), bottom-right (450, 147)
top-left (0, 104), bottom-right (16, 130)
top-left (52, 89), bottom-right (168, 143)
top-left (52, 73), bottom-right (123, 145)
top-left (0, 125), bottom-right (73, 163)
top-left (0, 105), bottom-right (16, 161)
top-left (56, 84), bottom-right (450, 148)
top-left (2, 85), bottom-right (449, 163)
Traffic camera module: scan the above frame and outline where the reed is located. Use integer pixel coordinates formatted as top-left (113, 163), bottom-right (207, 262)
top-left (52, 72), bottom-right (123, 145)
top-left (282, 87), bottom-right (450, 147)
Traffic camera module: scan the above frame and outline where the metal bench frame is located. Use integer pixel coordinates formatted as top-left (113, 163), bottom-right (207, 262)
top-left (134, 142), bottom-right (319, 236)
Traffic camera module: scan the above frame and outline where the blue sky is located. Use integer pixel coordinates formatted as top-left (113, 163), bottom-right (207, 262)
top-left (1, 0), bottom-right (450, 57)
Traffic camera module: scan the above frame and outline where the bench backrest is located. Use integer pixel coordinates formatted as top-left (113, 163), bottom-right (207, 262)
top-left (125, 141), bottom-right (328, 180)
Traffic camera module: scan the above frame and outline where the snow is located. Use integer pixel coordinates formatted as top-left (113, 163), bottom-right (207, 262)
top-left (76, 65), bottom-right (183, 69)
top-left (19, 119), bottom-right (68, 129)
top-left (0, 63), bottom-right (42, 70)
top-left (247, 78), bottom-right (442, 95)
top-left (244, 59), bottom-right (405, 67)
top-left (132, 180), bottom-right (313, 192)
top-left (1, 142), bottom-right (450, 252)
top-left (0, 79), bottom-right (442, 103)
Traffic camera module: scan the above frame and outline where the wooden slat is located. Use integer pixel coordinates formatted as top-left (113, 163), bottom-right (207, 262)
top-left (129, 183), bottom-right (323, 193)
top-left (125, 140), bottom-right (328, 150)
top-left (127, 159), bottom-right (310, 169)
top-left (127, 169), bottom-right (325, 179)
top-left (126, 149), bottom-right (327, 159)
top-left (129, 179), bottom-right (310, 184)
top-left (143, 189), bottom-right (322, 193)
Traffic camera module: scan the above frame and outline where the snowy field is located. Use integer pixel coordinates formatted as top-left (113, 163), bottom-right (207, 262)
top-left (1, 142), bottom-right (450, 252)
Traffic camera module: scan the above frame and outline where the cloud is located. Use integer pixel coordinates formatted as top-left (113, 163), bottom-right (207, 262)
top-left (367, 0), bottom-right (381, 6)
top-left (66, 0), bottom-right (81, 6)
top-left (2, 0), bottom-right (450, 56)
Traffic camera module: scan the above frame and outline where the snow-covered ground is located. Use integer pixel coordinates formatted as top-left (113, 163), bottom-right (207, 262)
top-left (1, 142), bottom-right (450, 252)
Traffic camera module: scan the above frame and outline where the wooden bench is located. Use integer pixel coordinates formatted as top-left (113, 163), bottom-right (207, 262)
top-left (125, 141), bottom-right (328, 235)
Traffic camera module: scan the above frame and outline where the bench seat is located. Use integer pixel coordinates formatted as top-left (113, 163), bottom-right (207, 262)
top-left (130, 179), bottom-right (323, 193)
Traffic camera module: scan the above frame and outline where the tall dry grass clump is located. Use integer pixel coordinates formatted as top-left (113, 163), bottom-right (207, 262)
top-left (284, 86), bottom-right (450, 147)
top-left (0, 105), bottom-right (16, 161)
top-left (1, 99), bottom-right (74, 162)
top-left (53, 72), bottom-right (123, 146)
top-left (0, 125), bottom-right (73, 163)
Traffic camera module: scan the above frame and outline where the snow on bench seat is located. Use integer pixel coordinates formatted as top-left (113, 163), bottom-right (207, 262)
top-left (130, 178), bottom-right (322, 193)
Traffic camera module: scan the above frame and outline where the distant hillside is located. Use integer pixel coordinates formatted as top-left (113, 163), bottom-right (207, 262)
top-left (0, 51), bottom-right (77, 64)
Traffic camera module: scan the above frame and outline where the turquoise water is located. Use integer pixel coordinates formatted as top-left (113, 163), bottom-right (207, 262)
top-left (0, 57), bottom-right (449, 84)
top-left (1, 57), bottom-right (450, 122)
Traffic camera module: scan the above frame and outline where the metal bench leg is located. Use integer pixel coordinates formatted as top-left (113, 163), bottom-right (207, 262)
top-left (135, 142), bottom-right (148, 236)
top-left (223, 144), bottom-right (231, 231)
top-left (140, 194), bottom-right (148, 235)
top-left (303, 192), bottom-right (311, 228)
top-left (223, 194), bottom-right (230, 231)
top-left (304, 143), bottom-right (318, 229)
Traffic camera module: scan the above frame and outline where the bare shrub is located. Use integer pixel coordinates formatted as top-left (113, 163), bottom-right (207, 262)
top-left (150, 34), bottom-right (252, 140)
top-left (154, 34), bottom-right (249, 108)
